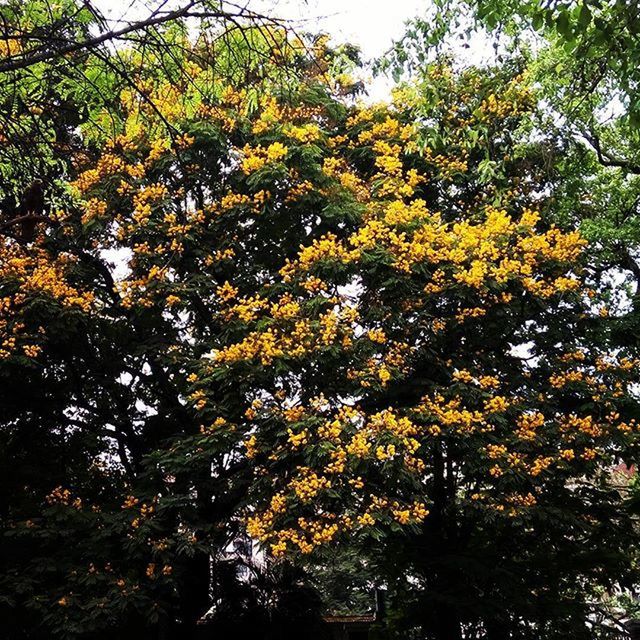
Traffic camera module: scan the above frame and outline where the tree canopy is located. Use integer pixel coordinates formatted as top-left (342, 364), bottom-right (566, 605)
top-left (2, 2), bottom-right (640, 640)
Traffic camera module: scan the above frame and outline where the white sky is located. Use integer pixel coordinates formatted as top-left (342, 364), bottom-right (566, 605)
top-left (250, 0), bottom-right (427, 60)
top-left (95, 0), bottom-right (497, 100)
top-left (251, 0), bottom-right (429, 99)
top-left (98, 0), bottom-right (427, 60)
top-left (95, 0), bottom-right (445, 100)
top-left (249, 0), bottom-right (497, 98)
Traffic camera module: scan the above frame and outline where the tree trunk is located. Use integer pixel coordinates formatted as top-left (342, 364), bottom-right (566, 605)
top-left (434, 603), bottom-right (463, 640)
top-left (178, 543), bottom-right (211, 638)
top-left (431, 440), bottom-right (463, 640)
top-left (177, 472), bottom-right (213, 639)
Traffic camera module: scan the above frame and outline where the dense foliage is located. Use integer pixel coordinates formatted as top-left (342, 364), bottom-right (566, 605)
top-left (1, 2), bottom-right (640, 640)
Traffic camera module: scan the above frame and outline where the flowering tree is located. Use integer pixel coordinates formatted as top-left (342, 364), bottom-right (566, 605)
top-left (0, 21), bottom-right (353, 638)
top-left (194, 64), bottom-right (640, 639)
top-left (0, 14), bottom-right (638, 640)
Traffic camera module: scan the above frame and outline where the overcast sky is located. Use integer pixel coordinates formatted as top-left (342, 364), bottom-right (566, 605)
top-left (96, 0), bottom-right (427, 60)
top-left (95, 0), bottom-right (497, 100)
top-left (250, 0), bottom-right (427, 60)
top-left (253, 0), bottom-right (433, 99)
top-left (94, 0), bottom-right (438, 99)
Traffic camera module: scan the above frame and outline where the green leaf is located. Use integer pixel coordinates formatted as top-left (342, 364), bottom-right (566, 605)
top-left (485, 11), bottom-right (498, 29)
top-left (556, 11), bottom-right (573, 39)
top-left (578, 4), bottom-right (592, 29)
top-left (532, 11), bottom-right (544, 31)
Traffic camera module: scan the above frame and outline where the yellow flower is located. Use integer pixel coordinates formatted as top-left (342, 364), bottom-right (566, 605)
top-left (266, 142), bottom-right (288, 161)
top-left (357, 512), bottom-right (375, 527)
top-left (287, 428), bottom-right (309, 448)
top-left (244, 435), bottom-right (258, 459)
top-left (216, 282), bottom-right (238, 301)
top-left (271, 540), bottom-right (287, 558)
top-left (367, 329), bottom-right (386, 344)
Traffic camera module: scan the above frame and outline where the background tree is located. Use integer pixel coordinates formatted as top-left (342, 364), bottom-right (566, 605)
top-left (384, 0), bottom-right (640, 365)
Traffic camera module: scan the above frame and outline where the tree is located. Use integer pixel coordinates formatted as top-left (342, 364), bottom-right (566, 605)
top-left (206, 61), bottom-right (640, 639)
top-left (384, 1), bottom-right (640, 366)
top-left (402, 1), bottom-right (640, 119)
top-left (0, 9), bottom-right (360, 638)
top-left (2, 3), bottom-right (639, 639)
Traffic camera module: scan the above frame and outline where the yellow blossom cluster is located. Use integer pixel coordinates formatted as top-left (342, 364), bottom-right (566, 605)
top-left (281, 200), bottom-right (587, 301)
top-left (80, 198), bottom-right (108, 225)
top-left (0, 243), bottom-right (94, 358)
top-left (477, 74), bottom-right (533, 123)
top-left (73, 153), bottom-right (126, 193)
top-left (244, 435), bottom-right (258, 459)
top-left (213, 304), bottom-right (358, 366)
top-left (248, 493), bottom-right (428, 557)
top-left (516, 412), bottom-right (545, 441)
top-left (287, 428), bottom-right (309, 448)
top-left (280, 233), bottom-right (353, 280)
top-left (285, 123), bottom-right (322, 143)
top-left (46, 486), bottom-right (82, 509)
top-left (130, 500), bottom-right (155, 529)
top-left (244, 394), bottom-right (436, 555)
top-left (122, 495), bottom-right (139, 509)
top-left (453, 369), bottom-right (500, 389)
top-left (240, 142), bottom-right (288, 174)
top-left (131, 183), bottom-right (169, 225)
top-left (289, 467), bottom-right (332, 502)
top-left (115, 265), bottom-right (167, 309)
top-left (415, 394), bottom-right (487, 435)
top-left (197, 103), bottom-right (238, 132)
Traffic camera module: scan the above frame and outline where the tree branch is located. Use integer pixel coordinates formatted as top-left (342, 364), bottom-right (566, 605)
top-left (582, 130), bottom-right (640, 174)
top-left (0, 213), bottom-right (50, 233)
top-left (0, 1), bottom-right (279, 74)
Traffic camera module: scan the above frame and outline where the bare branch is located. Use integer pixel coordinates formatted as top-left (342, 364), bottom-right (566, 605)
top-left (0, 0), bottom-right (284, 74)
top-left (582, 130), bottom-right (640, 174)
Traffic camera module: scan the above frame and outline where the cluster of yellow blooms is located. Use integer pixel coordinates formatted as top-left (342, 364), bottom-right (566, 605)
top-left (145, 562), bottom-right (173, 579)
top-left (476, 74), bottom-right (534, 123)
top-left (289, 467), bottom-right (332, 502)
top-left (241, 392), bottom-right (436, 555)
top-left (240, 142), bottom-right (288, 174)
top-left (130, 501), bottom-right (156, 530)
top-left (452, 369), bottom-right (500, 389)
top-left (80, 198), bottom-right (108, 225)
top-left (415, 394), bottom-right (487, 436)
top-left (73, 152), bottom-right (129, 193)
top-left (285, 123), bottom-right (322, 143)
top-left (248, 494), bottom-right (429, 558)
top-left (131, 184), bottom-right (169, 225)
top-left (515, 412), bottom-right (545, 441)
top-left (213, 305), bottom-right (358, 366)
top-left (46, 486), bottom-right (82, 510)
top-left (115, 264), bottom-right (167, 309)
top-left (0, 243), bottom-right (94, 359)
top-left (281, 202), bottom-right (586, 297)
